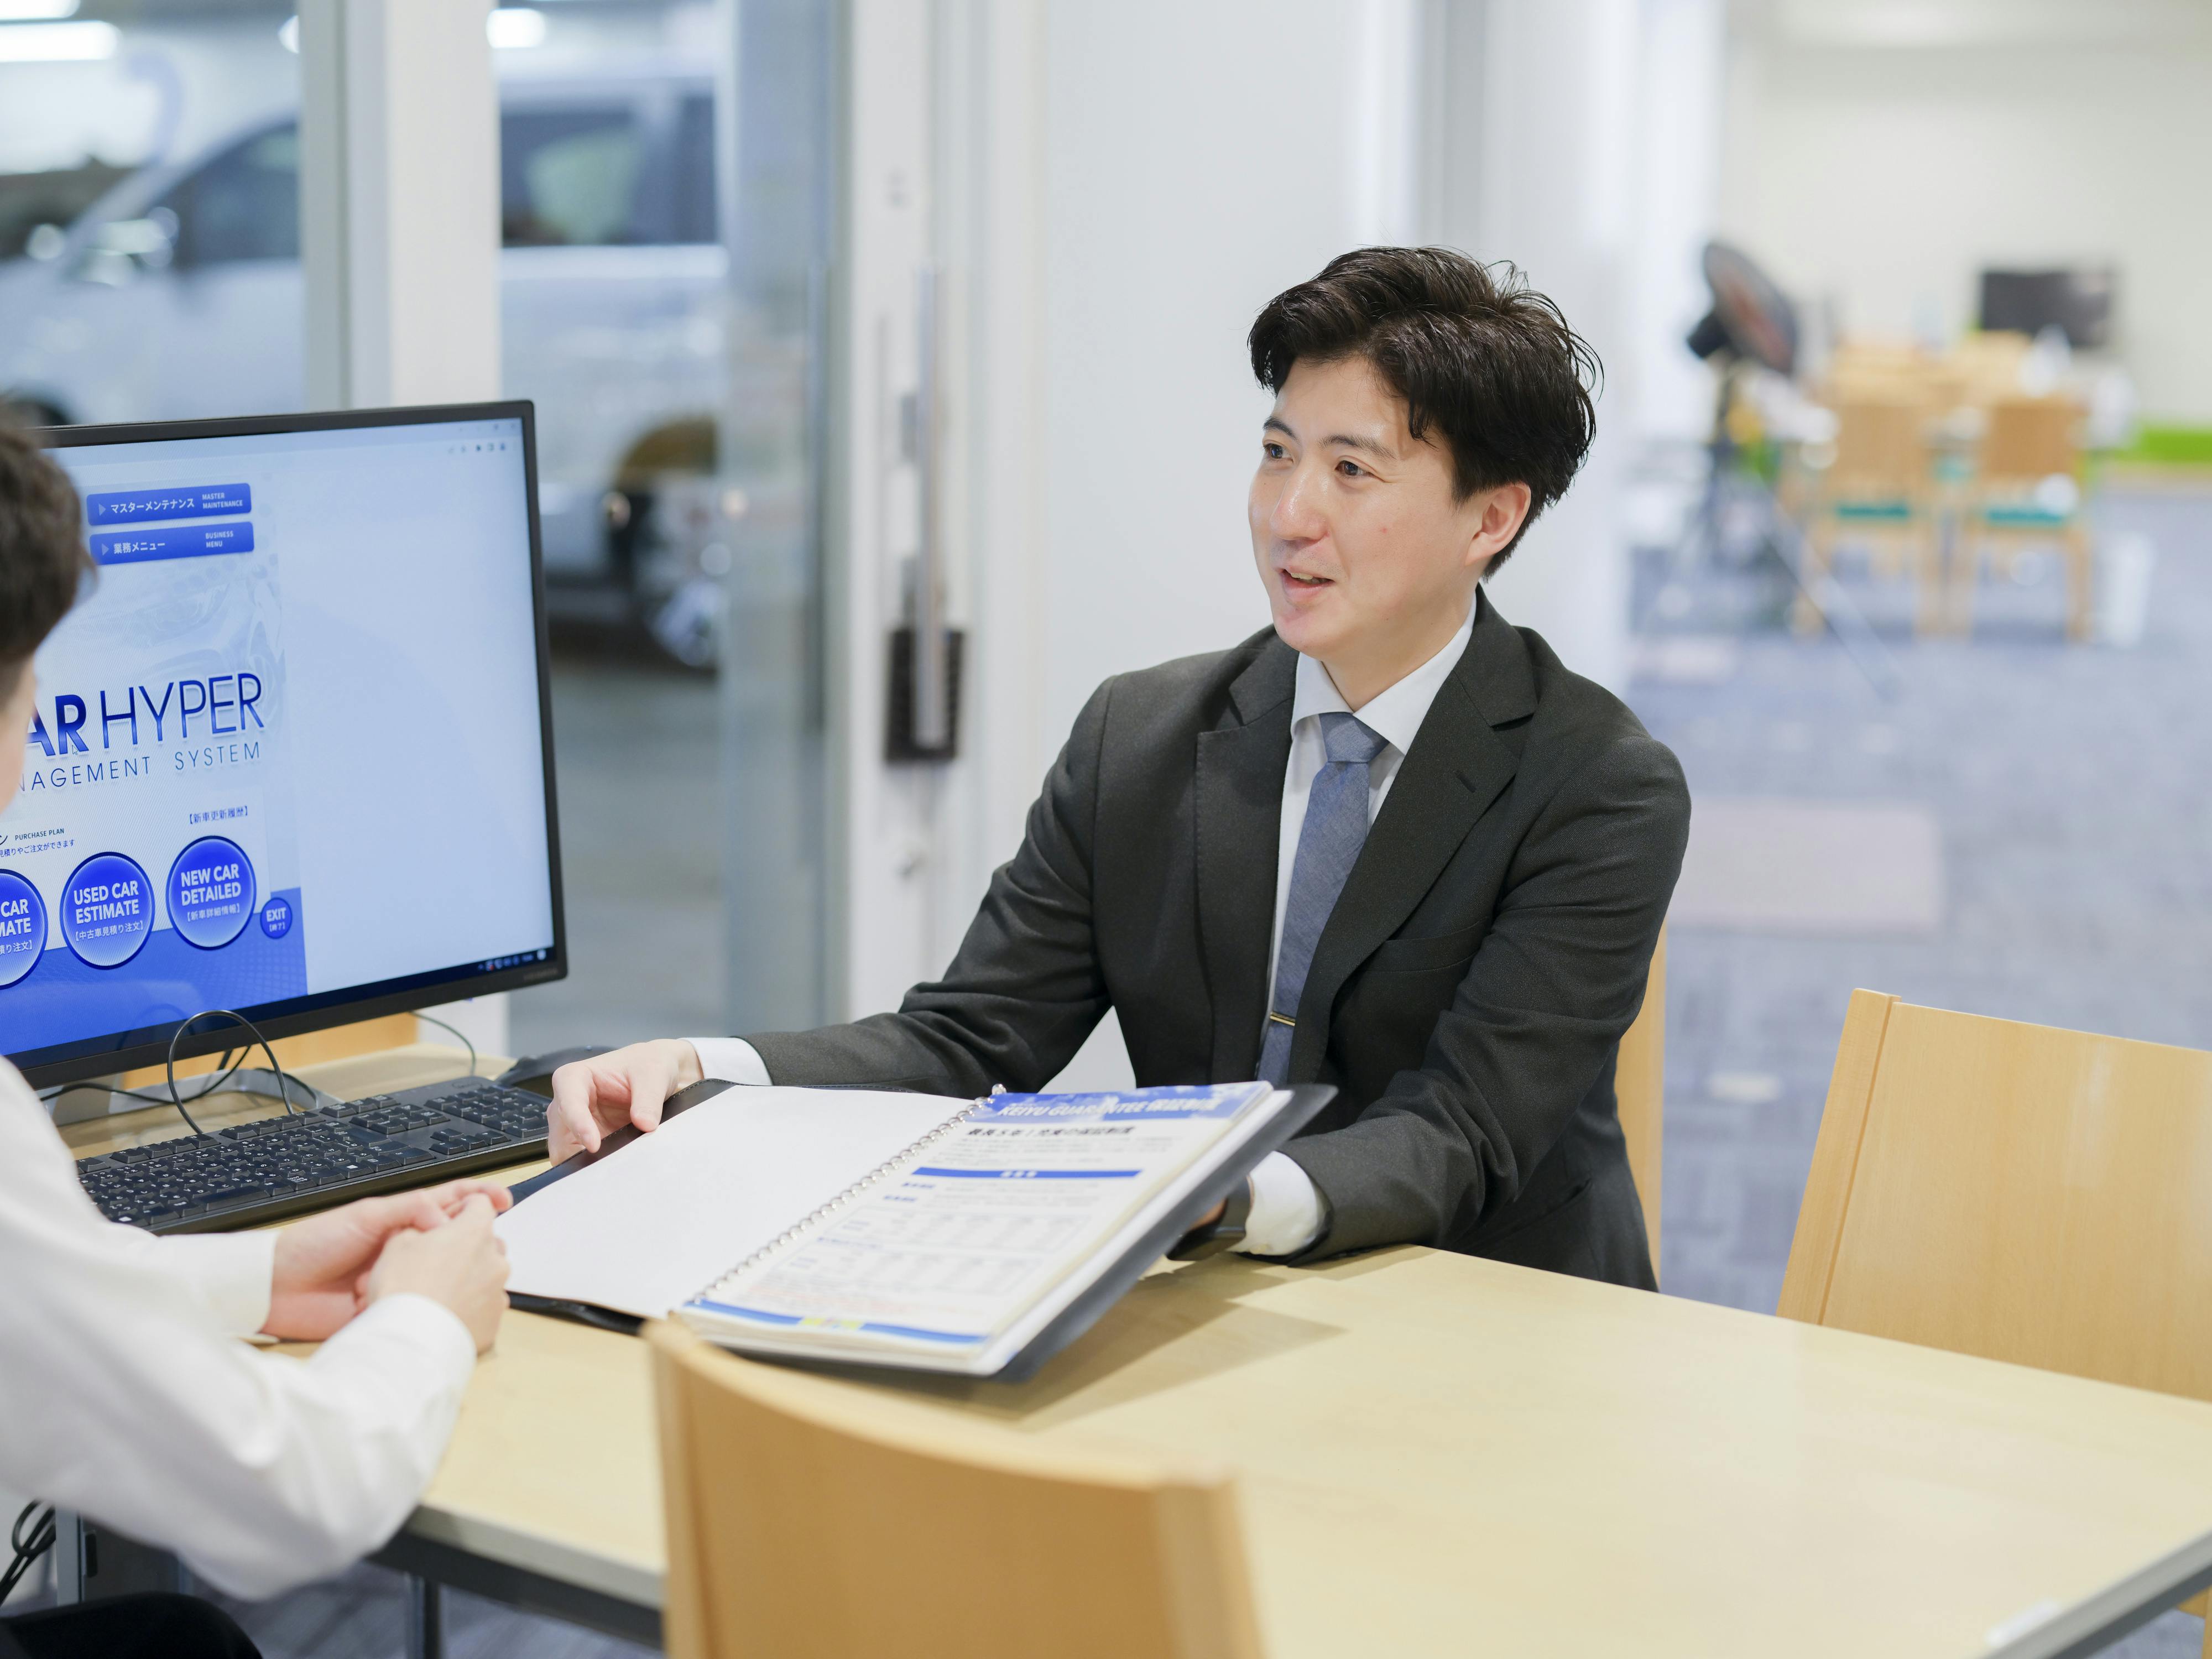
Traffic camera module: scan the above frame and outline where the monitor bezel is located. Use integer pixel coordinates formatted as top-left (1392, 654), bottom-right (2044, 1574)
top-left (12, 400), bottom-right (568, 1089)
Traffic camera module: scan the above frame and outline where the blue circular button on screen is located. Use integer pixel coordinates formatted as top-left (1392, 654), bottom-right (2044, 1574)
top-left (167, 837), bottom-right (257, 951)
top-left (0, 868), bottom-right (45, 988)
top-left (259, 895), bottom-right (293, 940)
top-left (61, 852), bottom-right (154, 969)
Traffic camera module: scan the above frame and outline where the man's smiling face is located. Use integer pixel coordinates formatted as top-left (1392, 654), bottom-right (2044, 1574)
top-left (1248, 353), bottom-right (1528, 706)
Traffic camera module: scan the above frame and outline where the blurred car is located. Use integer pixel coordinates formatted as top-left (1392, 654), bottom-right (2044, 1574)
top-left (0, 161), bottom-right (130, 261)
top-left (0, 69), bottom-right (727, 664)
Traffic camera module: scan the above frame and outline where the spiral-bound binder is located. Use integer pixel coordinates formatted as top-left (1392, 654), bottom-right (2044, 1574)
top-left (680, 1082), bottom-right (1335, 1380)
top-left (502, 1077), bottom-right (1334, 1380)
top-left (702, 1099), bottom-right (988, 1286)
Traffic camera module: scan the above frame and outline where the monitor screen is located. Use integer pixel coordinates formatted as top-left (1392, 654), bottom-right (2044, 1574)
top-left (1978, 267), bottom-right (2115, 352)
top-left (6, 404), bottom-right (565, 1086)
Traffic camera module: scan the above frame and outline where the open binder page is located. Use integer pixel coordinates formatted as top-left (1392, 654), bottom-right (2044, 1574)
top-left (496, 1086), bottom-right (972, 1319)
top-left (681, 1083), bottom-right (1277, 1371)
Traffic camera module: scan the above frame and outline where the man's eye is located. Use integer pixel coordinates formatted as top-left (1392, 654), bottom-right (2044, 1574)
top-left (1263, 442), bottom-right (1287, 460)
top-left (1337, 459), bottom-right (1365, 478)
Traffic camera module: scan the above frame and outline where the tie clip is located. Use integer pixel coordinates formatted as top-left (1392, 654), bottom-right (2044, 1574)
top-left (1267, 1012), bottom-right (1296, 1027)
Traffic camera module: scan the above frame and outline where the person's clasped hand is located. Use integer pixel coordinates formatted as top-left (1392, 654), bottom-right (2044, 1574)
top-left (264, 1180), bottom-right (514, 1353)
top-left (545, 1038), bottom-right (704, 1162)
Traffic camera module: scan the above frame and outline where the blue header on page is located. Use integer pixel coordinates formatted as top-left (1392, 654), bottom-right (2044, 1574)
top-left (86, 483), bottom-right (252, 524)
top-left (91, 522), bottom-right (256, 566)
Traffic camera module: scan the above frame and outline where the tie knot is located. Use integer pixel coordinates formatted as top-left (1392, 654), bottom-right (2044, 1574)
top-left (1319, 712), bottom-right (1387, 766)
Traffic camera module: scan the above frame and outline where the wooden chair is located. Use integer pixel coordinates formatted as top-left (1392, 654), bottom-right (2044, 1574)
top-left (1794, 398), bottom-right (1943, 636)
top-left (1615, 926), bottom-right (1666, 1276)
top-left (648, 1320), bottom-right (1266, 1659)
top-left (1944, 329), bottom-right (2032, 406)
top-left (1781, 991), bottom-right (2212, 1656)
top-left (1957, 395), bottom-right (2093, 640)
top-left (1823, 338), bottom-right (1932, 398)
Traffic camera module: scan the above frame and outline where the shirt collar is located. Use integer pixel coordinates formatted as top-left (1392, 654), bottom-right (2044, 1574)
top-left (1290, 596), bottom-right (1480, 757)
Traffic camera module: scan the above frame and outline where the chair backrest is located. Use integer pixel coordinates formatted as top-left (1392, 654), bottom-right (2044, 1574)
top-left (1615, 926), bottom-right (1666, 1274)
top-left (1945, 330), bottom-right (2032, 403)
top-left (1779, 990), bottom-right (2212, 1401)
top-left (1979, 396), bottom-right (2079, 485)
top-left (1824, 399), bottom-right (1931, 498)
top-left (1826, 338), bottom-right (1929, 384)
top-left (649, 1321), bottom-right (1266, 1659)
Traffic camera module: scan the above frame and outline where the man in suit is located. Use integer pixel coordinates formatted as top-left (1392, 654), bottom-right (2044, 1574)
top-left (550, 246), bottom-right (1689, 1286)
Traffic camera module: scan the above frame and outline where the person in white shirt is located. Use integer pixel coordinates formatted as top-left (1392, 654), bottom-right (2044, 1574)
top-left (544, 247), bottom-right (1686, 1282)
top-left (0, 422), bottom-right (515, 1659)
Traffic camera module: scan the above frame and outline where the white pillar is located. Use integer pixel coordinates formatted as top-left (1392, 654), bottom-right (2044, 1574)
top-left (299, 0), bottom-right (510, 1056)
top-left (1434, 0), bottom-right (1640, 692)
top-left (1628, 0), bottom-right (1727, 448)
top-left (834, 0), bottom-right (940, 1022)
top-left (299, 0), bottom-right (501, 409)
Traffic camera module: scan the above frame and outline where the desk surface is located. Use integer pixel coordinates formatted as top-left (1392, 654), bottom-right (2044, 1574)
top-left (233, 1048), bottom-right (2212, 1657)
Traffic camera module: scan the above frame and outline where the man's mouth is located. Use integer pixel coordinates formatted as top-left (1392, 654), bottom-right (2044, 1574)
top-left (1281, 569), bottom-right (1332, 589)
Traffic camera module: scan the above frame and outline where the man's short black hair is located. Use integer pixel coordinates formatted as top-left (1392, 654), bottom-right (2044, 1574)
top-left (0, 419), bottom-right (94, 696)
top-left (1248, 247), bottom-right (1600, 564)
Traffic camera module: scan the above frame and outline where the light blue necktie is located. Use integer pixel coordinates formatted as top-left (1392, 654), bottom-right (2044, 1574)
top-left (1258, 712), bottom-right (1388, 1084)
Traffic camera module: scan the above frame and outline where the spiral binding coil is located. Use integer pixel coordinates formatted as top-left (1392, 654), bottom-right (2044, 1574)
top-left (688, 1098), bottom-right (987, 1307)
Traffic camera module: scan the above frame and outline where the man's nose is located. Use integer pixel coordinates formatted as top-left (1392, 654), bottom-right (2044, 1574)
top-left (1269, 463), bottom-right (1329, 540)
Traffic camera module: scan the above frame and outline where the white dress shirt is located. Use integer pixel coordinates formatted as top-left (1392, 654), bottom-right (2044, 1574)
top-left (0, 1060), bottom-right (478, 1600)
top-left (694, 598), bottom-right (1481, 1260)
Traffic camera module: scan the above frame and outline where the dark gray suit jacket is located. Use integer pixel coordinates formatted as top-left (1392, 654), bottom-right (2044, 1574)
top-left (749, 591), bottom-right (1691, 1287)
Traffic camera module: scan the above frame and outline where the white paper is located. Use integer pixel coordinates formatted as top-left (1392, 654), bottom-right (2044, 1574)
top-left (495, 1086), bottom-right (972, 1319)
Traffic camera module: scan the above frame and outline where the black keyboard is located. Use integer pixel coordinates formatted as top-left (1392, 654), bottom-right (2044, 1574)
top-left (74, 1079), bottom-right (552, 1235)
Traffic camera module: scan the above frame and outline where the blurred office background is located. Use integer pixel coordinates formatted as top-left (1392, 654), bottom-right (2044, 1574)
top-left (6, 1), bottom-right (2212, 1651)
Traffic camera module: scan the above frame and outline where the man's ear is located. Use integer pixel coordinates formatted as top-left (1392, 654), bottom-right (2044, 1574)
top-left (1465, 482), bottom-right (1533, 570)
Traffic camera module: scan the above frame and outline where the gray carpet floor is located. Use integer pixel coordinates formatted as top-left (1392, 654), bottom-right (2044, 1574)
top-left (1629, 484), bottom-right (2212, 1658)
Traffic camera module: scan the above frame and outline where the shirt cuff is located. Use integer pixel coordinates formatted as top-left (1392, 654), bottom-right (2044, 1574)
top-left (159, 1228), bottom-right (278, 1337)
top-left (331, 1291), bottom-right (480, 1383)
top-left (688, 1038), bottom-right (773, 1087)
top-left (1239, 1151), bottom-right (1326, 1258)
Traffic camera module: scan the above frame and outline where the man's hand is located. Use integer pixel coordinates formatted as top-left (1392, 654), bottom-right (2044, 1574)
top-left (364, 1195), bottom-right (512, 1354)
top-left (546, 1039), bottom-right (703, 1162)
top-left (265, 1180), bottom-right (514, 1340)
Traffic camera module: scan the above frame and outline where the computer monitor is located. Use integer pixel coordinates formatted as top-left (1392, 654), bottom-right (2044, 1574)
top-left (1978, 267), bottom-right (2116, 352)
top-left (6, 402), bottom-right (566, 1088)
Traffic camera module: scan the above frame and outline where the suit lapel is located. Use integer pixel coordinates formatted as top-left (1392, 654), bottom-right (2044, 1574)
top-left (1194, 639), bottom-right (1295, 1080)
top-left (1287, 590), bottom-right (1536, 1079)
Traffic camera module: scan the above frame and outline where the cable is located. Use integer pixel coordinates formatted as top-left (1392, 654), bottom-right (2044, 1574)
top-left (165, 1011), bottom-right (302, 1137)
top-left (0, 1501), bottom-right (55, 1605)
top-left (412, 1010), bottom-right (479, 1082)
top-left (38, 1048), bottom-right (247, 1111)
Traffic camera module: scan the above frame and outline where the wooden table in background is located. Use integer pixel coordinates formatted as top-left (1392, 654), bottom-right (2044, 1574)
top-left (80, 1047), bottom-right (2212, 1658)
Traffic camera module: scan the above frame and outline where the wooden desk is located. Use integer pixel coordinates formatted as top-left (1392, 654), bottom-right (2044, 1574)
top-left (408, 1251), bottom-right (2212, 1658)
top-left (143, 1048), bottom-right (2212, 1656)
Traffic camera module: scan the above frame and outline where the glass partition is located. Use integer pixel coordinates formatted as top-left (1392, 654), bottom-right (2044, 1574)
top-left (0, 5), bottom-right (300, 426)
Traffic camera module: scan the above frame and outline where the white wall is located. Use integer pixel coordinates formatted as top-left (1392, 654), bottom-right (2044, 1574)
top-left (834, 0), bottom-right (941, 1021)
top-left (1425, 0), bottom-right (1660, 695)
top-left (881, 0), bottom-right (1424, 1084)
top-left (1031, 1), bottom-right (1423, 754)
top-left (1628, 0), bottom-right (1727, 446)
top-left (846, 0), bottom-right (1718, 1089)
top-left (1721, 6), bottom-right (2212, 421)
top-left (889, 0), bottom-right (1428, 970)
